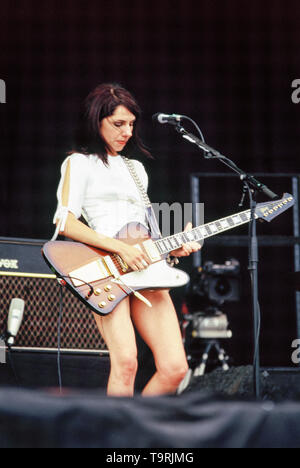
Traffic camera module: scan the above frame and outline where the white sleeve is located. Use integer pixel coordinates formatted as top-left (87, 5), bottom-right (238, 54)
top-left (51, 153), bottom-right (90, 240)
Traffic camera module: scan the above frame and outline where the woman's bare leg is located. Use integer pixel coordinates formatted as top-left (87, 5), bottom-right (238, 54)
top-left (130, 290), bottom-right (188, 396)
top-left (93, 297), bottom-right (138, 397)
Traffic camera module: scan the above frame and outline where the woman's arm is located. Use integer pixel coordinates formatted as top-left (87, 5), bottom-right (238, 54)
top-left (59, 212), bottom-right (126, 254)
top-left (59, 212), bottom-right (150, 271)
top-left (54, 157), bottom-right (150, 271)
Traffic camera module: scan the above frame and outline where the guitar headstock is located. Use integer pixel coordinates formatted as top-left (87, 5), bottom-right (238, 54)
top-left (256, 193), bottom-right (294, 222)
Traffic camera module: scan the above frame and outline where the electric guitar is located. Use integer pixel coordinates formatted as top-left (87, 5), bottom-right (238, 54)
top-left (42, 194), bottom-right (294, 316)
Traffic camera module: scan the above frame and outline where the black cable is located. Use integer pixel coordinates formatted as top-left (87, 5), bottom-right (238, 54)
top-left (248, 245), bottom-right (261, 367)
top-left (247, 185), bottom-right (262, 396)
top-left (7, 346), bottom-right (20, 386)
top-left (58, 275), bottom-right (94, 299)
top-left (57, 284), bottom-right (64, 393)
top-left (1, 331), bottom-right (20, 386)
top-left (181, 115), bottom-right (206, 143)
top-left (56, 274), bottom-right (96, 392)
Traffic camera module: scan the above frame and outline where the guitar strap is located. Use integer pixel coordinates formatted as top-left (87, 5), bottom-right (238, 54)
top-left (122, 157), bottom-right (179, 266)
top-left (122, 157), bottom-right (162, 240)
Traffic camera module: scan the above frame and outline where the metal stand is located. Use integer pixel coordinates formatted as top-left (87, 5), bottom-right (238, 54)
top-left (190, 172), bottom-right (300, 370)
top-left (172, 122), bottom-right (279, 399)
top-left (193, 339), bottom-right (230, 377)
top-left (177, 308), bottom-right (232, 394)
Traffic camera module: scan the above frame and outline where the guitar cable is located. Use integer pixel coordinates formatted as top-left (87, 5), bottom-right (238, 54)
top-left (55, 272), bottom-right (150, 393)
top-left (56, 275), bottom-right (95, 393)
top-left (57, 283), bottom-right (64, 393)
top-left (0, 324), bottom-right (20, 387)
top-left (57, 276), bottom-right (95, 299)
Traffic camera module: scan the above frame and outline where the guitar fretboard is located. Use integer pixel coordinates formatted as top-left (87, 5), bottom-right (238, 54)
top-left (154, 209), bottom-right (257, 255)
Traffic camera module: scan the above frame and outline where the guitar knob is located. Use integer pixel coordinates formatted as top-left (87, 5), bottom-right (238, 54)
top-left (98, 301), bottom-right (107, 308)
top-left (104, 285), bottom-right (112, 292)
top-left (107, 294), bottom-right (116, 302)
top-left (94, 288), bottom-right (102, 296)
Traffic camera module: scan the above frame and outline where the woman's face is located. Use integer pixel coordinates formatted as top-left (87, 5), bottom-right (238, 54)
top-left (99, 105), bottom-right (136, 156)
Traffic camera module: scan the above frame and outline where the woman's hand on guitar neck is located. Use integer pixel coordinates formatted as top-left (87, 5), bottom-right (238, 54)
top-left (171, 222), bottom-right (202, 258)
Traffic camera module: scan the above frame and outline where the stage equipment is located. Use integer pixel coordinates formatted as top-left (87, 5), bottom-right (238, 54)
top-left (178, 260), bottom-right (241, 394)
top-left (178, 309), bottom-right (232, 394)
top-left (6, 298), bottom-right (25, 346)
top-left (152, 113), bottom-right (184, 124)
top-left (160, 116), bottom-right (295, 398)
top-left (0, 237), bottom-right (107, 351)
top-left (186, 259), bottom-right (241, 309)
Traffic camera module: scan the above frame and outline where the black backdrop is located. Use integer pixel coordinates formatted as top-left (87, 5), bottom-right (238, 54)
top-left (0, 0), bottom-right (299, 367)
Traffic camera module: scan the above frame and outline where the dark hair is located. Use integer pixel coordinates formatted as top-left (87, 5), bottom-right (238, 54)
top-left (71, 83), bottom-right (152, 164)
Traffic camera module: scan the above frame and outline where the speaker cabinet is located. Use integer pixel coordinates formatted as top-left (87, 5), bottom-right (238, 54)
top-left (0, 237), bottom-right (107, 350)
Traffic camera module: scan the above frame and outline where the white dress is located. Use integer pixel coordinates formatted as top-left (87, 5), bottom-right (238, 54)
top-left (52, 153), bottom-right (149, 239)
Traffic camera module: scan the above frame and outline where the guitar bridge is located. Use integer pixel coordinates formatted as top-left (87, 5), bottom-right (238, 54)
top-left (69, 256), bottom-right (119, 288)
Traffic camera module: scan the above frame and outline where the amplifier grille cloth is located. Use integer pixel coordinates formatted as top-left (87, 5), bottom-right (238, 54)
top-left (0, 275), bottom-right (107, 350)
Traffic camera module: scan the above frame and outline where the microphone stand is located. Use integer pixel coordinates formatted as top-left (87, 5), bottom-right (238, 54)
top-left (173, 123), bottom-right (279, 399)
top-left (0, 330), bottom-right (20, 385)
top-left (0, 331), bottom-right (6, 364)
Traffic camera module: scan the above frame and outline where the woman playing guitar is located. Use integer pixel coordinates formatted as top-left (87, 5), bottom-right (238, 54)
top-left (52, 83), bottom-right (201, 396)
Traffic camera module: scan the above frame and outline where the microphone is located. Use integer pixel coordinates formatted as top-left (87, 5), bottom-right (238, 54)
top-left (152, 113), bottom-right (184, 125)
top-left (7, 298), bottom-right (25, 346)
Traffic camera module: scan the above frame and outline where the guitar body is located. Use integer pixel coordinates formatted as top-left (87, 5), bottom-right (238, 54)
top-left (42, 223), bottom-right (190, 316)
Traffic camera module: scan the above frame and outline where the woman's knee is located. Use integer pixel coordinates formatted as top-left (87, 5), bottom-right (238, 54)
top-left (111, 352), bottom-right (138, 384)
top-left (158, 360), bottom-right (189, 386)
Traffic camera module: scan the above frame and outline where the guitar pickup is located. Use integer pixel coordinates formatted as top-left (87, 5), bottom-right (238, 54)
top-left (69, 257), bottom-right (116, 287)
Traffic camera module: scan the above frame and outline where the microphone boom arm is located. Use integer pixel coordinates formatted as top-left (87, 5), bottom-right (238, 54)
top-left (175, 124), bottom-right (278, 200)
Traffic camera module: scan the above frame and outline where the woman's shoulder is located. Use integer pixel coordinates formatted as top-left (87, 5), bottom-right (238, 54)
top-left (58, 153), bottom-right (100, 181)
top-left (130, 158), bottom-right (148, 174)
top-left (65, 152), bottom-right (96, 163)
top-left (61, 152), bottom-right (100, 169)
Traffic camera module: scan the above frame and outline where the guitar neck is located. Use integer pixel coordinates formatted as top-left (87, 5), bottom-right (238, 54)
top-left (154, 208), bottom-right (256, 255)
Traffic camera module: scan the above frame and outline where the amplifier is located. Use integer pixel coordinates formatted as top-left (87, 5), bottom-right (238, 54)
top-left (0, 237), bottom-right (107, 351)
